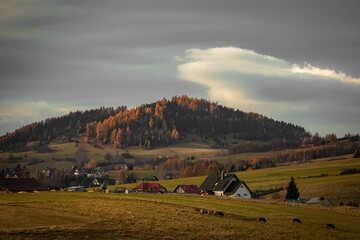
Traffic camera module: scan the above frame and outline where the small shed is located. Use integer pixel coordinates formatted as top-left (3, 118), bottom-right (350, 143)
top-left (307, 197), bottom-right (333, 207)
top-left (67, 186), bottom-right (86, 192)
top-left (173, 185), bottom-right (200, 194)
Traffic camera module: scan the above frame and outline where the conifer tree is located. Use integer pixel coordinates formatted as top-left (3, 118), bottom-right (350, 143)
top-left (286, 176), bottom-right (300, 199)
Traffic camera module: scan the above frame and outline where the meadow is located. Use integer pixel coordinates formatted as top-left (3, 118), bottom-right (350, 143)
top-left (0, 192), bottom-right (359, 239)
top-left (0, 134), bottom-right (228, 172)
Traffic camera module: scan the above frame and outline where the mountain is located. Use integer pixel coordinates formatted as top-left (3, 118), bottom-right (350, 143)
top-left (0, 96), bottom-right (309, 152)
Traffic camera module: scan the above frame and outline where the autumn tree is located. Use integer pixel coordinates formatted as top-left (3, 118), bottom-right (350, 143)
top-left (198, 162), bottom-right (207, 176)
top-left (118, 169), bottom-right (128, 184)
top-left (184, 165), bottom-right (193, 177)
top-left (21, 167), bottom-right (29, 178)
top-left (34, 167), bottom-right (40, 181)
top-left (85, 159), bottom-right (97, 168)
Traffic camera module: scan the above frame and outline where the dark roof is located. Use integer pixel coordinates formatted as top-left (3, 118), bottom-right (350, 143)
top-left (0, 178), bottom-right (45, 192)
top-left (142, 176), bottom-right (159, 181)
top-left (224, 181), bottom-right (242, 195)
top-left (134, 182), bottom-right (167, 191)
top-left (211, 174), bottom-right (239, 191)
top-left (199, 175), bottom-right (220, 191)
top-left (174, 185), bottom-right (200, 194)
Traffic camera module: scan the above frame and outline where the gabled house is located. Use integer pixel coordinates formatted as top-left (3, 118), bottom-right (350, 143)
top-left (134, 182), bottom-right (167, 192)
top-left (199, 172), bottom-right (252, 198)
top-left (0, 178), bottom-right (45, 192)
top-left (142, 176), bottom-right (159, 182)
top-left (173, 185), bottom-right (200, 194)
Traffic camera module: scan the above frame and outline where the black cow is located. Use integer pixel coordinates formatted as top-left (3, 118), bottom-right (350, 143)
top-left (326, 224), bottom-right (335, 229)
top-left (292, 218), bottom-right (302, 224)
top-left (259, 217), bottom-right (267, 223)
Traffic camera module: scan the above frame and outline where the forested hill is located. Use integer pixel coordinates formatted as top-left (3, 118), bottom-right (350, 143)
top-left (0, 96), bottom-right (309, 152)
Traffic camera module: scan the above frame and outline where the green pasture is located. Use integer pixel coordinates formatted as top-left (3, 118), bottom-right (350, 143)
top-left (112, 157), bottom-right (360, 205)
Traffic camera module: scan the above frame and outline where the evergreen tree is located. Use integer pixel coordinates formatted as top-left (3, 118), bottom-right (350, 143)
top-left (286, 176), bottom-right (300, 199)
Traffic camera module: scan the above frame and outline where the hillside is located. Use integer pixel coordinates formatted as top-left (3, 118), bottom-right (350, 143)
top-left (0, 96), bottom-right (308, 153)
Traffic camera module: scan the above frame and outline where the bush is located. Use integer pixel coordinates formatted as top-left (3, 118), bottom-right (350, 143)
top-left (340, 168), bottom-right (360, 175)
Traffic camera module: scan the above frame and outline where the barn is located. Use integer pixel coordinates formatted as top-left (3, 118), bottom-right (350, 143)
top-left (134, 182), bottom-right (167, 192)
top-left (0, 178), bottom-right (45, 193)
top-left (173, 185), bottom-right (200, 194)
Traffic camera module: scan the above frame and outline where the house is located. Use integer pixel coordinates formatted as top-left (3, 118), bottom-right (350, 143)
top-left (91, 177), bottom-right (116, 187)
top-left (0, 178), bottom-right (45, 192)
top-left (173, 185), bottom-right (200, 194)
top-left (86, 170), bottom-right (102, 178)
top-left (142, 176), bottom-right (159, 182)
top-left (0, 186), bottom-right (10, 194)
top-left (67, 186), bottom-right (86, 192)
top-left (199, 171), bottom-right (252, 198)
top-left (134, 182), bottom-right (167, 192)
top-left (164, 173), bottom-right (175, 180)
top-left (307, 197), bottom-right (333, 207)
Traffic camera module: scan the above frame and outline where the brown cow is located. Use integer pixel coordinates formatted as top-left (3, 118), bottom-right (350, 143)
top-left (200, 209), bottom-right (208, 214)
top-left (214, 211), bottom-right (224, 217)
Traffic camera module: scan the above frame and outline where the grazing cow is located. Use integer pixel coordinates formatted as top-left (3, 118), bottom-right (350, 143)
top-left (194, 207), bottom-right (200, 212)
top-left (208, 209), bottom-right (214, 214)
top-left (215, 211), bottom-right (224, 217)
top-left (292, 218), bottom-right (302, 224)
top-left (326, 224), bottom-right (335, 229)
top-left (259, 217), bottom-right (267, 223)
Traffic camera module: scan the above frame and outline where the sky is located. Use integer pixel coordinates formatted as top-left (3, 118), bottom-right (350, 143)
top-left (0, 0), bottom-right (359, 137)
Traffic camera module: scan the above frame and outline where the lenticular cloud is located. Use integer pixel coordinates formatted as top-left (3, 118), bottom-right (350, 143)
top-left (177, 47), bottom-right (360, 135)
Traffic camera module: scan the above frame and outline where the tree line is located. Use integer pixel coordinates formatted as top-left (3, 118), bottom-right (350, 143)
top-left (249, 142), bottom-right (356, 169)
top-left (0, 107), bottom-right (126, 152)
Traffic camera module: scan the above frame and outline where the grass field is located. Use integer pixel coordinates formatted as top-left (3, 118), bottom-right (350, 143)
top-left (0, 135), bottom-right (227, 171)
top-left (112, 156), bottom-right (360, 205)
top-left (0, 192), bottom-right (359, 239)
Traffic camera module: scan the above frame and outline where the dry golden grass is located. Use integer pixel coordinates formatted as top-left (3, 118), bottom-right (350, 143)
top-left (0, 192), bottom-right (359, 239)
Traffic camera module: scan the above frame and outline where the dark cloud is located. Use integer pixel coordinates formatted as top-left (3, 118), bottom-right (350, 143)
top-left (0, 0), bottom-right (359, 135)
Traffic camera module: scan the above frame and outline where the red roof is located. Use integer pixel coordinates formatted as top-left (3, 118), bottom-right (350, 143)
top-left (135, 182), bottom-right (167, 191)
top-left (175, 185), bottom-right (200, 194)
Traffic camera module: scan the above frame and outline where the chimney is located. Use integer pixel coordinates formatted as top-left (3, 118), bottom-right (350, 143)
top-left (221, 170), bottom-right (224, 180)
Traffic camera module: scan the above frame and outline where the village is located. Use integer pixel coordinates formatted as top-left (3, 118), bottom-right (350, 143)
top-left (0, 162), bottom-right (337, 208)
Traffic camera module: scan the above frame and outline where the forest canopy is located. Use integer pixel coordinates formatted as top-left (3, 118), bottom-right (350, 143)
top-left (0, 96), bottom-right (308, 152)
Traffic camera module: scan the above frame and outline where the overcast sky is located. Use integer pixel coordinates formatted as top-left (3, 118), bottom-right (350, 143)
top-left (0, 0), bottom-right (359, 137)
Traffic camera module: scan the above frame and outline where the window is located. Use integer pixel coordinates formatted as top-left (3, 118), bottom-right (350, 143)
top-left (244, 194), bottom-right (247, 196)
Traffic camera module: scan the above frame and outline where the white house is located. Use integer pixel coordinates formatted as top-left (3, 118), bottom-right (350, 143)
top-left (199, 171), bottom-right (252, 198)
top-left (224, 181), bottom-right (252, 198)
